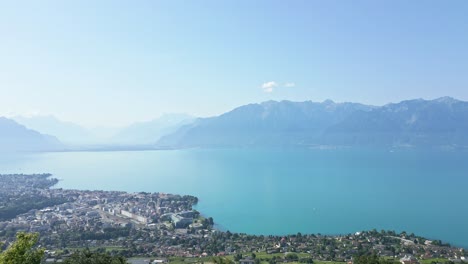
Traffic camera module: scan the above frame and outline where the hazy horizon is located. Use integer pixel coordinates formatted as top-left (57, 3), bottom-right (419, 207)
top-left (2, 96), bottom-right (463, 129)
top-left (1, 1), bottom-right (468, 127)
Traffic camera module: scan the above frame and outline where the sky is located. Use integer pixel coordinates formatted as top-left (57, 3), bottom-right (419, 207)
top-left (1, 0), bottom-right (467, 127)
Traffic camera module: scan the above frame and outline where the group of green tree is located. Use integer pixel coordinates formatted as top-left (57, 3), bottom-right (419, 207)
top-left (353, 254), bottom-right (400, 264)
top-left (58, 227), bottom-right (132, 242)
top-left (0, 196), bottom-right (67, 222)
top-left (0, 232), bottom-right (128, 264)
top-left (232, 252), bottom-right (313, 264)
top-left (2, 232), bottom-right (455, 264)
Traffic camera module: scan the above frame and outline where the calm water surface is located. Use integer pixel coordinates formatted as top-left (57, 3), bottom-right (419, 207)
top-left (0, 148), bottom-right (467, 247)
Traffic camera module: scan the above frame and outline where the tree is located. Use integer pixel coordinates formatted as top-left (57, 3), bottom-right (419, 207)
top-left (299, 257), bottom-right (314, 263)
top-left (285, 253), bottom-right (299, 261)
top-left (210, 257), bottom-right (234, 264)
top-left (353, 254), bottom-right (399, 264)
top-left (234, 253), bottom-right (243, 261)
top-left (63, 250), bottom-right (128, 264)
top-left (0, 232), bottom-right (44, 264)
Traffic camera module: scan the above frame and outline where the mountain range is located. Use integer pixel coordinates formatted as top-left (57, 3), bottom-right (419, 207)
top-left (110, 114), bottom-right (194, 145)
top-left (9, 113), bottom-right (195, 148)
top-left (157, 97), bottom-right (468, 148)
top-left (0, 117), bottom-right (63, 152)
top-left (12, 115), bottom-right (96, 145)
top-left (4, 97), bottom-right (468, 151)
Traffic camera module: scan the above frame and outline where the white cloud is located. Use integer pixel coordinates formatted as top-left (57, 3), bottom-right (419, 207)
top-left (261, 81), bottom-right (277, 93)
top-left (284, 82), bottom-right (295, 88)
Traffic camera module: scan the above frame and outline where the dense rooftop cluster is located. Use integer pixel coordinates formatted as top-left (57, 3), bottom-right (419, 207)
top-left (0, 174), bottom-right (466, 264)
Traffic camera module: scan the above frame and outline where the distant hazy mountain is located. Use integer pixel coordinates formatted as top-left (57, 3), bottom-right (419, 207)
top-left (0, 117), bottom-right (63, 152)
top-left (13, 113), bottom-right (195, 147)
top-left (13, 115), bottom-right (94, 145)
top-left (323, 97), bottom-right (468, 147)
top-left (157, 100), bottom-right (374, 147)
top-left (111, 113), bottom-right (195, 145)
top-left (157, 97), bottom-right (468, 148)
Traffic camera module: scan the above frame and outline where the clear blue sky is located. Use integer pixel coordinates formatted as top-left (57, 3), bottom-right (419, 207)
top-left (1, 0), bottom-right (467, 127)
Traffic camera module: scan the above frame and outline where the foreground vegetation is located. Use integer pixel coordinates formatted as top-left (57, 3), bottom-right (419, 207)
top-left (1, 232), bottom-right (463, 264)
top-left (0, 233), bottom-right (44, 264)
top-left (0, 232), bottom-right (128, 264)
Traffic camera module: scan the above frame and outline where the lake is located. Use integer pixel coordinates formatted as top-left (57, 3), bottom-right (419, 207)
top-left (1, 148), bottom-right (467, 248)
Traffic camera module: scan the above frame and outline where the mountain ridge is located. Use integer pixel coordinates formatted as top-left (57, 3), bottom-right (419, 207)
top-left (110, 113), bottom-right (195, 145)
top-left (12, 113), bottom-right (195, 146)
top-left (0, 117), bottom-right (64, 152)
top-left (157, 97), bottom-right (468, 148)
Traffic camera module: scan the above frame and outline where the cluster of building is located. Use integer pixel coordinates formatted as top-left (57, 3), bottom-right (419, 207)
top-left (2, 189), bottom-right (199, 230)
top-left (0, 174), bottom-right (206, 255)
top-left (1, 174), bottom-right (466, 264)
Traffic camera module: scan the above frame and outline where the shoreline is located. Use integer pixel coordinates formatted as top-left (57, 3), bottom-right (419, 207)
top-left (48, 174), bottom-right (468, 250)
top-left (1, 173), bottom-right (467, 261)
top-left (6, 173), bottom-right (468, 250)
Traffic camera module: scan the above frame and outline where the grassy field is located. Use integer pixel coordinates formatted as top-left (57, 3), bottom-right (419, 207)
top-left (165, 254), bottom-right (453, 264)
top-left (62, 246), bottom-right (126, 253)
top-left (167, 261), bottom-right (346, 264)
top-left (314, 261), bottom-right (346, 264)
top-left (166, 252), bottom-right (346, 264)
top-left (420, 258), bottom-right (451, 264)
top-left (252, 252), bottom-right (311, 259)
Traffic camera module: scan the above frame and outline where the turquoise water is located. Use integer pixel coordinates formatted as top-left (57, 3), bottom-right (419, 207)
top-left (0, 148), bottom-right (467, 248)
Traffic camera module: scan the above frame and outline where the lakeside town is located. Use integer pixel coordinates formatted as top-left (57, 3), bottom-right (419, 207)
top-left (0, 174), bottom-right (466, 264)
